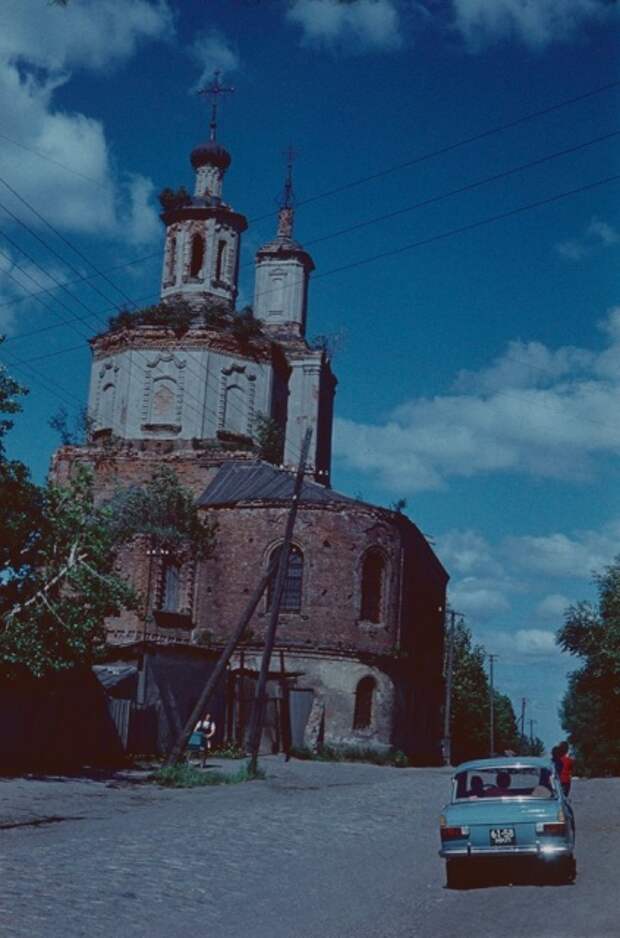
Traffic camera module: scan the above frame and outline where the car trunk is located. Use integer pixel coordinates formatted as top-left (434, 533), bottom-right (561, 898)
top-left (455, 800), bottom-right (558, 848)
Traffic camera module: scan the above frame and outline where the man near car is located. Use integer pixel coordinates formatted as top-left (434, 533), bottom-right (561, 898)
top-left (558, 740), bottom-right (574, 796)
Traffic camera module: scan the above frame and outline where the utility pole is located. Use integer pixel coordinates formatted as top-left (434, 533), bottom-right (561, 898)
top-left (488, 654), bottom-right (498, 757)
top-left (520, 697), bottom-right (527, 745)
top-left (441, 609), bottom-right (459, 766)
top-left (247, 428), bottom-right (312, 778)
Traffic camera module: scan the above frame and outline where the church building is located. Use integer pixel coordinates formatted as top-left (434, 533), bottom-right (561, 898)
top-left (51, 79), bottom-right (448, 763)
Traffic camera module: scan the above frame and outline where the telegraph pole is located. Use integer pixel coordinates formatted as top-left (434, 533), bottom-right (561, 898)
top-left (520, 697), bottom-right (527, 747)
top-left (441, 609), bottom-right (459, 766)
top-left (488, 654), bottom-right (498, 757)
top-left (247, 428), bottom-right (312, 778)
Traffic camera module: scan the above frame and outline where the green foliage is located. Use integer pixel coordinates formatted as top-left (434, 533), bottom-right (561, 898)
top-left (107, 466), bottom-right (217, 559)
top-left (107, 300), bottom-right (194, 337)
top-left (0, 467), bottom-right (137, 680)
top-left (0, 351), bottom-right (27, 456)
top-left (557, 559), bottom-right (620, 775)
top-left (519, 734), bottom-right (545, 756)
top-left (450, 620), bottom-right (490, 763)
top-left (232, 306), bottom-right (263, 344)
top-left (212, 743), bottom-right (246, 759)
top-left (389, 497), bottom-right (407, 514)
top-left (153, 761), bottom-right (264, 787)
top-left (49, 406), bottom-right (94, 446)
top-left (290, 745), bottom-right (409, 767)
top-left (254, 413), bottom-right (284, 465)
top-left (158, 186), bottom-right (192, 212)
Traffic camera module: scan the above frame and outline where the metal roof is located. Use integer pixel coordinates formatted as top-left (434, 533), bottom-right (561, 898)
top-left (197, 461), bottom-right (360, 508)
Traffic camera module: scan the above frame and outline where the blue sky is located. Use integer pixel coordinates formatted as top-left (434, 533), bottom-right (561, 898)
top-left (1, 0), bottom-right (619, 747)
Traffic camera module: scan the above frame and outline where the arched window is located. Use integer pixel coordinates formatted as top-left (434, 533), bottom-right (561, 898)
top-left (222, 383), bottom-right (245, 435)
top-left (150, 377), bottom-right (177, 424)
top-left (189, 233), bottom-right (205, 278)
top-left (160, 561), bottom-right (180, 612)
top-left (267, 545), bottom-right (303, 612)
top-left (215, 239), bottom-right (227, 281)
top-left (166, 235), bottom-right (177, 282)
top-left (360, 549), bottom-right (385, 623)
top-left (99, 382), bottom-right (115, 428)
top-left (353, 676), bottom-right (376, 729)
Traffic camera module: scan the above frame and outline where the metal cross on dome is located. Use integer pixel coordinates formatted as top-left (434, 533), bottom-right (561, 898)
top-left (197, 70), bottom-right (235, 142)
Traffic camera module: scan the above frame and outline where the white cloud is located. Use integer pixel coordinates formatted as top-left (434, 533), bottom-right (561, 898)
top-left (0, 247), bottom-right (68, 335)
top-left (190, 31), bottom-right (239, 92)
top-left (0, 0), bottom-right (172, 245)
top-left (287, 0), bottom-right (403, 52)
top-left (535, 594), bottom-right (571, 620)
top-left (490, 628), bottom-right (561, 657)
top-left (334, 305), bottom-right (620, 492)
top-left (451, 0), bottom-right (617, 49)
top-left (449, 579), bottom-right (511, 620)
top-left (556, 216), bottom-right (620, 262)
top-left (435, 529), bottom-right (504, 577)
top-left (503, 519), bottom-right (620, 578)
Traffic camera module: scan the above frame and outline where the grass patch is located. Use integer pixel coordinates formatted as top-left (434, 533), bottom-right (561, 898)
top-left (153, 761), bottom-right (265, 788)
top-left (290, 745), bottom-right (409, 767)
top-left (211, 743), bottom-right (246, 760)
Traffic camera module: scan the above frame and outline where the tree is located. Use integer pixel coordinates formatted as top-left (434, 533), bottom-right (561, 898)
top-left (557, 558), bottom-right (620, 775)
top-left (254, 414), bottom-right (284, 466)
top-left (449, 619), bottom-right (520, 763)
top-left (450, 620), bottom-right (489, 763)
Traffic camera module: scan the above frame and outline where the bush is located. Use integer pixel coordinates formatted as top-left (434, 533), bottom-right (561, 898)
top-left (289, 745), bottom-right (409, 767)
top-left (152, 761), bottom-right (264, 788)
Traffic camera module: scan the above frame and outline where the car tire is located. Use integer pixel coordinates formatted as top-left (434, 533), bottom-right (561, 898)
top-left (446, 859), bottom-right (468, 889)
top-left (554, 856), bottom-right (577, 884)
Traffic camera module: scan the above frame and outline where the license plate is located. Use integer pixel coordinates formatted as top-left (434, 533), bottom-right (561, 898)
top-left (489, 827), bottom-right (515, 846)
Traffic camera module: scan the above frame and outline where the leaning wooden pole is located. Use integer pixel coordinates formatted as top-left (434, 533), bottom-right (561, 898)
top-left (247, 428), bottom-right (312, 777)
top-left (164, 561), bottom-right (276, 767)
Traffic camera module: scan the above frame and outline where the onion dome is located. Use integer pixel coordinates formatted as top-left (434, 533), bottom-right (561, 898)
top-left (190, 141), bottom-right (231, 171)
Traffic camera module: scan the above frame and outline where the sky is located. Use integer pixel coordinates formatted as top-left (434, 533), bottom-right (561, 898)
top-left (0, 0), bottom-right (619, 748)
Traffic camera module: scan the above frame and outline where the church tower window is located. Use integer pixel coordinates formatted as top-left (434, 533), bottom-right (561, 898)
top-left (215, 239), bottom-right (227, 281)
top-left (99, 382), bottom-right (115, 429)
top-left (190, 233), bottom-right (205, 278)
top-left (353, 676), bottom-right (376, 729)
top-left (360, 548), bottom-right (385, 623)
top-left (166, 235), bottom-right (177, 283)
top-left (267, 545), bottom-right (303, 612)
top-left (159, 561), bottom-right (180, 612)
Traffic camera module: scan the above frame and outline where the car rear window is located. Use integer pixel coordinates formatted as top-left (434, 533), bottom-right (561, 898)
top-left (454, 767), bottom-right (556, 800)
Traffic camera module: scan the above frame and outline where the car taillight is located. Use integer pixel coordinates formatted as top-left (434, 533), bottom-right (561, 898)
top-left (440, 826), bottom-right (469, 840)
top-left (536, 822), bottom-right (566, 836)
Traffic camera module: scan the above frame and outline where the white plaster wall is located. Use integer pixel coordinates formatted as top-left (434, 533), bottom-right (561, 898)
top-left (254, 257), bottom-right (306, 329)
top-left (90, 346), bottom-right (275, 442)
top-left (285, 356), bottom-right (324, 471)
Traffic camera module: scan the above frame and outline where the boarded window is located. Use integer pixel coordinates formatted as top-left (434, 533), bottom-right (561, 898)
top-left (160, 562), bottom-right (180, 612)
top-left (223, 383), bottom-right (245, 435)
top-left (360, 549), bottom-right (385, 623)
top-left (166, 235), bottom-right (177, 282)
top-left (267, 545), bottom-right (303, 612)
top-left (215, 239), bottom-right (227, 281)
top-left (99, 382), bottom-right (115, 428)
top-left (151, 377), bottom-right (176, 424)
top-left (353, 676), bottom-right (375, 729)
top-left (190, 233), bottom-right (205, 277)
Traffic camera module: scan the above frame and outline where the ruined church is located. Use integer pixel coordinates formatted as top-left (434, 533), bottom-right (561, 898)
top-left (51, 83), bottom-right (448, 763)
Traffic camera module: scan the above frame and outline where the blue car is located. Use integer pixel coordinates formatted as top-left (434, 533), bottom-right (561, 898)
top-left (439, 756), bottom-right (576, 887)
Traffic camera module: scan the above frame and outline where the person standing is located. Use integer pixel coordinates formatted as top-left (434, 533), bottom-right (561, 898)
top-left (557, 740), bottom-right (574, 797)
top-left (195, 713), bottom-right (216, 768)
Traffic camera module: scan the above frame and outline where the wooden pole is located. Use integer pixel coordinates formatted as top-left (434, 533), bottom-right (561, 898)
top-left (441, 609), bottom-right (457, 766)
top-left (247, 429), bottom-right (312, 777)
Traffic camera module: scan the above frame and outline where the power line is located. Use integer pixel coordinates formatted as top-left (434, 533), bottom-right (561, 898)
top-left (250, 79), bottom-right (620, 224)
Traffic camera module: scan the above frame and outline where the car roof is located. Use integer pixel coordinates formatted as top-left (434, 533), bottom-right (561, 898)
top-left (453, 756), bottom-right (551, 774)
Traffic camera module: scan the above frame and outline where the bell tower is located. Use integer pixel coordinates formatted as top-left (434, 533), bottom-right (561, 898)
top-left (254, 149), bottom-right (314, 336)
top-left (159, 71), bottom-right (247, 309)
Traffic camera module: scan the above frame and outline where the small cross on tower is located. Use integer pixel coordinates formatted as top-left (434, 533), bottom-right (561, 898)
top-left (278, 144), bottom-right (298, 239)
top-left (197, 70), bottom-right (235, 142)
